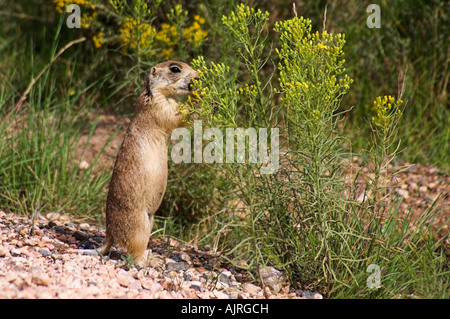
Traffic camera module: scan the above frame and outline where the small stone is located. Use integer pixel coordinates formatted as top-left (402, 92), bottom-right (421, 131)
top-left (313, 293), bottom-right (323, 299)
top-left (32, 228), bottom-right (44, 236)
top-left (180, 252), bottom-right (191, 262)
top-left (427, 182), bottom-right (438, 190)
top-left (0, 247), bottom-right (8, 257)
top-left (32, 274), bottom-right (51, 286)
top-left (79, 223), bottom-right (90, 231)
top-left (38, 248), bottom-right (52, 257)
top-left (242, 283), bottom-right (261, 295)
top-left (300, 290), bottom-right (314, 299)
top-left (419, 185), bottom-right (428, 193)
top-left (396, 189), bottom-right (409, 199)
top-left (167, 261), bottom-right (188, 272)
top-left (238, 292), bottom-right (248, 299)
top-left (10, 248), bottom-right (21, 256)
top-left (66, 235), bottom-right (77, 243)
top-left (128, 279), bottom-right (142, 291)
top-left (190, 284), bottom-right (203, 292)
top-left (356, 192), bottom-right (370, 203)
top-left (53, 226), bottom-right (64, 234)
top-left (213, 290), bottom-right (230, 299)
top-left (116, 270), bottom-right (133, 287)
top-left (46, 212), bottom-right (60, 221)
top-left (79, 161), bottom-right (90, 170)
top-left (407, 165), bottom-right (418, 173)
top-left (219, 273), bottom-right (231, 285)
top-left (140, 278), bottom-right (155, 290)
top-left (73, 230), bottom-right (88, 241)
top-left (259, 266), bottom-right (287, 293)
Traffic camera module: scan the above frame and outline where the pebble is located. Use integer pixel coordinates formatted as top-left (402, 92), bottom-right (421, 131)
top-left (167, 261), bottom-right (188, 272)
top-left (242, 283), bottom-right (260, 294)
top-left (2, 208), bottom-right (407, 299)
top-left (79, 223), bottom-right (91, 231)
top-left (396, 189), bottom-right (410, 199)
top-left (38, 248), bottom-right (52, 257)
top-left (10, 248), bottom-right (21, 257)
top-left (116, 269), bottom-right (133, 287)
top-left (259, 266), bottom-right (287, 293)
top-left (32, 274), bottom-right (51, 286)
top-left (128, 279), bottom-right (142, 291)
top-left (427, 182), bottom-right (438, 189)
top-left (0, 247), bottom-right (8, 257)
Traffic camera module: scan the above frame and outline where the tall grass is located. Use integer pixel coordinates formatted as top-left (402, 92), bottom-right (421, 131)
top-left (0, 18), bottom-right (114, 221)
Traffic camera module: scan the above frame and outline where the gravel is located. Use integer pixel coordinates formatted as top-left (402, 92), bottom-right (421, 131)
top-left (0, 210), bottom-right (311, 299)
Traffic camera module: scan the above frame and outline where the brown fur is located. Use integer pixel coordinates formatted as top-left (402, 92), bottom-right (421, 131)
top-left (96, 61), bottom-right (198, 265)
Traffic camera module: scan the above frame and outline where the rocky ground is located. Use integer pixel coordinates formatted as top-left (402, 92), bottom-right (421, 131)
top-left (0, 210), bottom-right (318, 299)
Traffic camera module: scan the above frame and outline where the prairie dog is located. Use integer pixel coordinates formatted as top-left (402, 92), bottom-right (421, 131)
top-left (80, 61), bottom-right (198, 266)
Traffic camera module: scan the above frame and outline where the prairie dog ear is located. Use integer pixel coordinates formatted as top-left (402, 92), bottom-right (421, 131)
top-left (151, 67), bottom-right (156, 75)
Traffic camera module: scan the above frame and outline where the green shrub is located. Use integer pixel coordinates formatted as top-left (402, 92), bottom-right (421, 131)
top-left (183, 4), bottom-right (448, 297)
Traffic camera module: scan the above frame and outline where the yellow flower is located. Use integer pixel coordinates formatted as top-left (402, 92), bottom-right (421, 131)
top-left (183, 17), bottom-right (208, 47)
top-left (155, 23), bottom-right (178, 46)
top-left (371, 95), bottom-right (403, 128)
top-left (53, 0), bottom-right (95, 15)
top-left (92, 32), bottom-right (104, 48)
top-left (194, 15), bottom-right (206, 25)
top-left (120, 17), bottom-right (154, 54)
top-left (80, 11), bottom-right (96, 28)
top-left (161, 48), bottom-right (174, 60)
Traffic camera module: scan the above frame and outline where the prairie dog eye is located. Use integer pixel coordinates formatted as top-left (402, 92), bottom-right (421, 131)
top-left (169, 66), bottom-right (181, 73)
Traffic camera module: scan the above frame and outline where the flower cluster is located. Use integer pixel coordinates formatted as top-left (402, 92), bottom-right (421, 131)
top-left (156, 23), bottom-right (178, 46)
top-left (53, 1), bottom-right (208, 60)
top-left (183, 56), bottom-right (237, 127)
top-left (92, 32), bottom-right (104, 48)
top-left (118, 14), bottom-right (207, 59)
top-left (221, 4), bottom-right (269, 40)
top-left (183, 15), bottom-right (207, 46)
top-left (275, 16), bottom-right (353, 124)
top-left (183, 15), bottom-right (208, 48)
top-left (371, 95), bottom-right (403, 129)
top-left (119, 17), bottom-right (155, 54)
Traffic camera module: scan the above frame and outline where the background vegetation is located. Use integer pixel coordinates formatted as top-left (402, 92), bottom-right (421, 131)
top-left (0, 0), bottom-right (448, 298)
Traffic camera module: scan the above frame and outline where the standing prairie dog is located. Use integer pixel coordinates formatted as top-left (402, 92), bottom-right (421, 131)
top-left (86, 61), bottom-right (198, 266)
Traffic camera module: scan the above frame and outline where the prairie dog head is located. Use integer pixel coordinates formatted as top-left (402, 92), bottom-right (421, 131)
top-left (146, 61), bottom-right (199, 98)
